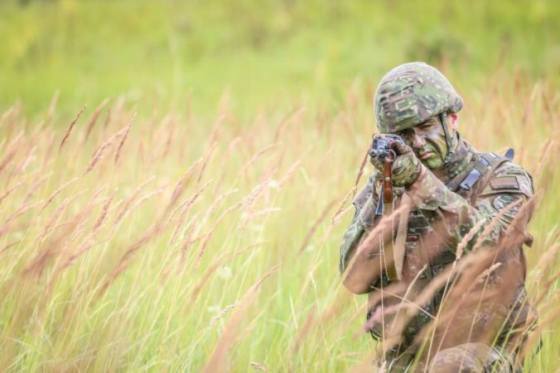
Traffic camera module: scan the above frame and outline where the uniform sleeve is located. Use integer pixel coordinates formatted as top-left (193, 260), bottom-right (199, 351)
top-left (339, 173), bottom-right (379, 273)
top-left (406, 162), bottom-right (534, 252)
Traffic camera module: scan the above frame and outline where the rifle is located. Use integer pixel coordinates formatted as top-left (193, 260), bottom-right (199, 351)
top-left (369, 134), bottom-right (407, 280)
top-left (369, 134), bottom-right (405, 214)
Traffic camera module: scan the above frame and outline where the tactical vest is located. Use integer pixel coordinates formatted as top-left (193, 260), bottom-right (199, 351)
top-left (410, 151), bottom-right (512, 276)
top-left (368, 150), bottom-right (514, 343)
top-left (375, 151), bottom-right (513, 284)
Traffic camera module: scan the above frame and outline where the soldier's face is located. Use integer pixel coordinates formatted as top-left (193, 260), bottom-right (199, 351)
top-left (397, 116), bottom-right (449, 169)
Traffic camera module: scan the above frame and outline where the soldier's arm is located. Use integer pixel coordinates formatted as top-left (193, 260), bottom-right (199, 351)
top-left (339, 173), bottom-right (379, 274)
top-left (340, 172), bottom-right (404, 294)
top-left (407, 162), bottom-right (534, 251)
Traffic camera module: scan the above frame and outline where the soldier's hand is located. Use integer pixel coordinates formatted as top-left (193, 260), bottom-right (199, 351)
top-left (369, 152), bottom-right (385, 174)
top-left (391, 141), bottom-right (422, 188)
top-left (369, 136), bottom-right (422, 188)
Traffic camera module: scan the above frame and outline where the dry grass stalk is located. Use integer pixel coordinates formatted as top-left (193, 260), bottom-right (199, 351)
top-left (169, 184), bottom-right (207, 245)
top-left (96, 222), bottom-right (165, 300)
top-left (188, 246), bottom-right (249, 307)
top-left (417, 201), bottom-right (535, 364)
top-left (85, 124), bottom-right (129, 173)
top-left (39, 196), bottom-right (74, 240)
top-left (92, 196), bottom-right (113, 232)
top-left (111, 176), bottom-right (156, 225)
top-left (533, 268), bottom-right (560, 308)
top-left (0, 148), bottom-right (17, 176)
top-left (469, 198), bottom-right (524, 253)
top-left (353, 147), bottom-right (370, 197)
top-left (331, 189), bottom-right (354, 225)
top-left (0, 104), bottom-right (22, 128)
top-left (167, 175), bottom-right (211, 226)
top-left (59, 106), bottom-right (85, 151)
top-left (196, 142), bottom-right (218, 184)
top-left (86, 136), bottom-right (116, 173)
top-left (41, 177), bottom-right (79, 211)
top-left (112, 187), bottom-right (167, 229)
top-left (298, 198), bottom-right (337, 253)
top-left (358, 196), bottom-right (536, 365)
top-left (23, 173), bottom-right (51, 203)
top-left (114, 113), bottom-right (134, 164)
top-left (22, 205), bottom-right (92, 278)
top-left (203, 266), bottom-right (278, 373)
top-left (0, 200), bottom-right (42, 239)
top-left (58, 237), bottom-right (96, 273)
top-left (103, 106), bottom-right (112, 129)
top-left (342, 201), bottom-right (414, 288)
top-left (0, 240), bottom-right (21, 256)
top-left (291, 305), bottom-right (317, 353)
top-left (98, 175), bottom-right (195, 296)
top-left (273, 106), bottom-right (305, 143)
top-left (430, 262), bottom-right (513, 352)
top-left (0, 180), bottom-right (25, 206)
top-left (520, 299), bottom-right (560, 361)
top-left (15, 144), bottom-right (36, 174)
top-left (160, 115), bottom-right (175, 158)
top-left (249, 361), bottom-right (269, 372)
top-left (46, 236), bottom-right (97, 292)
top-left (533, 138), bottom-right (555, 179)
top-left (276, 159), bottom-right (302, 186)
top-left (164, 169), bottom-right (199, 219)
top-left (84, 98), bottom-right (110, 141)
top-left (240, 142), bottom-right (278, 177)
top-left (194, 195), bottom-right (247, 266)
top-left (531, 242), bottom-right (560, 283)
top-left (455, 216), bottom-right (489, 259)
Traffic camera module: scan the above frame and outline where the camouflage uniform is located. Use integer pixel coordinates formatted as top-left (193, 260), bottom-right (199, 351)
top-left (339, 63), bottom-right (535, 372)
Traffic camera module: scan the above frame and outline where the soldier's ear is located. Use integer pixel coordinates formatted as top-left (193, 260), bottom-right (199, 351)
top-left (448, 112), bottom-right (458, 130)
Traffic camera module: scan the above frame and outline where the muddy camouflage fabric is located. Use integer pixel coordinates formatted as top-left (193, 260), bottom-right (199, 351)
top-left (428, 343), bottom-right (516, 373)
top-left (375, 62), bottom-right (463, 133)
top-left (339, 140), bottom-right (534, 372)
top-left (382, 343), bottom-right (517, 373)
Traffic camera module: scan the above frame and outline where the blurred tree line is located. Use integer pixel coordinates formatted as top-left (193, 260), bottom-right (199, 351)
top-left (1, 0), bottom-right (558, 116)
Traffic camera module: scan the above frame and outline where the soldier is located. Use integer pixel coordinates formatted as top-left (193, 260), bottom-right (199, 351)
top-left (339, 62), bottom-right (536, 372)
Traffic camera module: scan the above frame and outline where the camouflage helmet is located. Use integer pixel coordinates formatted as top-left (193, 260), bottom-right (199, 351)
top-left (374, 62), bottom-right (463, 133)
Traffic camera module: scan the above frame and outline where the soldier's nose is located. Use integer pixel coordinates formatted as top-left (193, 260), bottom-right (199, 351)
top-left (411, 132), bottom-right (425, 149)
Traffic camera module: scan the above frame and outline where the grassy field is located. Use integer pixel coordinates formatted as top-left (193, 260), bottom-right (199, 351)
top-left (1, 1), bottom-right (560, 372)
top-left (2, 0), bottom-right (560, 115)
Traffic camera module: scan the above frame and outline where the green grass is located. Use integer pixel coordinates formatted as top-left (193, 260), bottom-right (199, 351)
top-left (0, 1), bottom-right (559, 371)
top-left (0, 74), bottom-right (559, 371)
top-left (1, 0), bottom-right (559, 116)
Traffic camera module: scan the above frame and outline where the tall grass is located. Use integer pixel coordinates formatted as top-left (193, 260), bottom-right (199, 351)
top-left (0, 70), bottom-right (559, 372)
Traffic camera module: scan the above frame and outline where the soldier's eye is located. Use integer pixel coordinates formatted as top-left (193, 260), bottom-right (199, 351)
top-left (419, 120), bottom-right (438, 131)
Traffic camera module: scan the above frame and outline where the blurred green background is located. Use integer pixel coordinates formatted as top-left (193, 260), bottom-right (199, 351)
top-left (1, 1), bottom-right (560, 371)
top-left (1, 0), bottom-right (559, 117)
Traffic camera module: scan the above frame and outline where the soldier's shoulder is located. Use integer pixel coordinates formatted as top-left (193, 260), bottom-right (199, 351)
top-left (352, 171), bottom-right (379, 210)
top-left (480, 157), bottom-right (534, 198)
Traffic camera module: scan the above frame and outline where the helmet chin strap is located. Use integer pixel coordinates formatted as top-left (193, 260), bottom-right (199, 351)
top-left (439, 112), bottom-right (456, 165)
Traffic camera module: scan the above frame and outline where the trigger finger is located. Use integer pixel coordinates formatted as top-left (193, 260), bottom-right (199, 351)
top-left (392, 141), bottom-right (410, 155)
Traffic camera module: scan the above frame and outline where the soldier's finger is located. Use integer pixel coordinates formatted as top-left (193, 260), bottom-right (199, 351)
top-left (392, 141), bottom-right (411, 155)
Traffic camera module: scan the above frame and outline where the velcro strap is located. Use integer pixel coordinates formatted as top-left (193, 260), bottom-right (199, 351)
top-left (457, 152), bottom-right (507, 193)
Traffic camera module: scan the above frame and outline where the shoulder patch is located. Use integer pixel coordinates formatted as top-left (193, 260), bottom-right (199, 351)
top-left (481, 161), bottom-right (534, 198)
top-left (492, 194), bottom-right (517, 211)
top-left (490, 176), bottom-right (520, 191)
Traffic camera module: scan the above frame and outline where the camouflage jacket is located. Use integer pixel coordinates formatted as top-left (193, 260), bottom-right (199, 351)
top-left (339, 140), bottom-right (534, 357)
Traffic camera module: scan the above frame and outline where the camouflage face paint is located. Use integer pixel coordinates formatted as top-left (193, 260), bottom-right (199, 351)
top-left (398, 117), bottom-right (448, 170)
